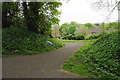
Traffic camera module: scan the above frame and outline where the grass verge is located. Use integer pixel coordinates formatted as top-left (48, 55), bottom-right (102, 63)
top-left (62, 42), bottom-right (93, 78)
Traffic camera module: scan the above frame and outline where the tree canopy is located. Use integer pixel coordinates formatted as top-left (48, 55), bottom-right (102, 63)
top-left (2, 2), bottom-right (20, 28)
top-left (67, 25), bottom-right (76, 34)
top-left (2, 2), bottom-right (62, 36)
top-left (84, 23), bottom-right (93, 28)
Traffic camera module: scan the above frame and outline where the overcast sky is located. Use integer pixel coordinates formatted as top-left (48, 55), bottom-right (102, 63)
top-left (58, 0), bottom-right (118, 25)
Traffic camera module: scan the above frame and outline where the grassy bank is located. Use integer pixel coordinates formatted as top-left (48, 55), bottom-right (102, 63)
top-left (62, 42), bottom-right (93, 78)
top-left (62, 31), bottom-right (120, 79)
top-left (2, 27), bottom-right (64, 57)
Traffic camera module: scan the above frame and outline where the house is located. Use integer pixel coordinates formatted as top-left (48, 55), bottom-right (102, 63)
top-left (90, 26), bottom-right (100, 34)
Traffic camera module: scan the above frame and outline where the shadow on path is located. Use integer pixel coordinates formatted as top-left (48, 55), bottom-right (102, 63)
top-left (3, 42), bottom-right (86, 78)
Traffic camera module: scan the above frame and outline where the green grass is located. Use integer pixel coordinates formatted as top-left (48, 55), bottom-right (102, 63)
top-left (62, 39), bottom-right (94, 43)
top-left (62, 31), bottom-right (120, 79)
top-left (2, 27), bottom-right (65, 57)
top-left (62, 42), bottom-right (93, 78)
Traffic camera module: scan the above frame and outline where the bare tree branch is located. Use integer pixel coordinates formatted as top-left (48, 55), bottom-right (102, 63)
top-left (106, 1), bottom-right (120, 19)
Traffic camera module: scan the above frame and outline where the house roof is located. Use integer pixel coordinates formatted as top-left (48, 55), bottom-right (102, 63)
top-left (90, 26), bottom-right (100, 32)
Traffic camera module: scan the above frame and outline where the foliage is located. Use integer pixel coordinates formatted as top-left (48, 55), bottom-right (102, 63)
top-left (85, 34), bottom-right (102, 40)
top-left (62, 34), bottom-right (85, 40)
top-left (75, 26), bottom-right (91, 36)
top-left (70, 21), bottom-right (81, 28)
top-left (67, 25), bottom-right (76, 34)
top-left (99, 22), bottom-right (119, 34)
top-left (61, 28), bottom-right (67, 37)
top-left (105, 22), bottom-right (119, 30)
top-left (2, 27), bottom-right (64, 56)
top-left (62, 34), bottom-right (74, 40)
top-left (70, 21), bottom-right (77, 25)
top-left (85, 31), bottom-right (120, 79)
top-left (75, 35), bottom-right (85, 40)
top-left (59, 23), bottom-right (69, 36)
top-left (2, 2), bottom-right (62, 36)
top-left (84, 23), bottom-right (93, 28)
top-left (62, 42), bottom-right (93, 77)
top-left (2, 2), bottom-right (20, 28)
top-left (62, 31), bottom-right (120, 79)
top-left (94, 23), bottom-right (99, 26)
top-left (22, 2), bottom-right (62, 35)
top-left (48, 38), bottom-right (64, 48)
top-left (59, 22), bottom-right (81, 36)
top-left (99, 22), bottom-right (106, 34)
top-left (52, 25), bottom-right (60, 38)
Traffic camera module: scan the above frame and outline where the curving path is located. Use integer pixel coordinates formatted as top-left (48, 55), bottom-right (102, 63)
top-left (3, 42), bottom-right (86, 78)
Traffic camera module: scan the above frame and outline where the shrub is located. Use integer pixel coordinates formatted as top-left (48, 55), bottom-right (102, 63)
top-left (62, 34), bottom-right (85, 40)
top-left (48, 38), bottom-right (65, 48)
top-left (62, 34), bottom-right (73, 40)
top-left (2, 27), bottom-right (64, 56)
top-left (75, 26), bottom-right (91, 36)
top-left (75, 35), bottom-right (85, 40)
top-left (62, 31), bottom-right (120, 79)
top-left (62, 36), bottom-right (67, 39)
top-left (85, 34), bottom-right (102, 40)
top-left (84, 31), bottom-right (120, 78)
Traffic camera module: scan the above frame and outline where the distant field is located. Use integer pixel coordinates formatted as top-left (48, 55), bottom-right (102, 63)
top-left (62, 40), bottom-right (95, 42)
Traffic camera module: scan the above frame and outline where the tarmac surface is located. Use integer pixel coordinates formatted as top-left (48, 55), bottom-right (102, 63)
top-left (2, 42), bottom-right (86, 78)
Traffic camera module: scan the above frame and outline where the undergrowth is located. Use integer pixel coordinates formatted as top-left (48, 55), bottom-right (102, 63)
top-left (2, 27), bottom-right (64, 56)
top-left (62, 31), bottom-right (120, 79)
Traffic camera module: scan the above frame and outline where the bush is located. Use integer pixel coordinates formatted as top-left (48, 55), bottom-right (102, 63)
top-left (62, 31), bottom-right (120, 79)
top-left (2, 27), bottom-right (64, 56)
top-left (75, 35), bottom-right (85, 40)
top-left (62, 34), bottom-right (73, 40)
top-left (67, 34), bottom-right (74, 40)
top-left (48, 38), bottom-right (65, 48)
top-left (62, 36), bottom-right (67, 39)
top-left (75, 26), bottom-right (91, 36)
top-left (84, 31), bottom-right (120, 78)
top-left (62, 34), bottom-right (85, 40)
top-left (85, 34), bottom-right (102, 40)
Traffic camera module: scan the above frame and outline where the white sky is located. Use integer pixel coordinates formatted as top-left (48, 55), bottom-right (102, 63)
top-left (58, 0), bottom-right (118, 25)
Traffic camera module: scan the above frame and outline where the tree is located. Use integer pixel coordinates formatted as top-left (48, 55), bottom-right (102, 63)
top-left (94, 23), bottom-right (100, 26)
top-left (59, 23), bottom-right (69, 36)
top-left (105, 22), bottom-right (118, 31)
top-left (67, 25), bottom-right (76, 34)
top-left (52, 25), bottom-right (60, 38)
top-left (99, 22), bottom-right (106, 34)
top-left (75, 26), bottom-right (91, 36)
top-left (70, 21), bottom-right (77, 26)
top-left (2, 2), bottom-right (20, 28)
top-left (70, 21), bottom-right (81, 28)
top-left (22, 2), bottom-right (62, 35)
top-left (90, 0), bottom-right (120, 23)
top-left (61, 28), bottom-right (67, 37)
top-left (89, 0), bottom-right (120, 31)
top-left (84, 23), bottom-right (93, 28)
top-left (90, 0), bottom-right (120, 12)
top-left (2, 2), bottom-right (62, 36)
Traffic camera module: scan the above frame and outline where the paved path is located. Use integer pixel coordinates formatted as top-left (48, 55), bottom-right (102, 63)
top-left (3, 42), bottom-right (86, 78)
